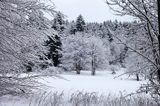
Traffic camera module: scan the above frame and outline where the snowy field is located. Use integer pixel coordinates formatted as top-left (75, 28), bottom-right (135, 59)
top-left (0, 69), bottom-right (148, 106)
top-left (41, 70), bottom-right (144, 96)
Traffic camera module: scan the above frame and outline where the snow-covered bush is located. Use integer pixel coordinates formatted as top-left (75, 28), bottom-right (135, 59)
top-left (39, 66), bottom-right (62, 75)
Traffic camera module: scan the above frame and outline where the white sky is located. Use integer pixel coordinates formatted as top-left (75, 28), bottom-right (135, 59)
top-left (51, 0), bottom-right (133, 23)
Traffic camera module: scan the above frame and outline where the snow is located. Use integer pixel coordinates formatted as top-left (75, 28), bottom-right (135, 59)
top-left (0, 69), bottom-right (145, 106)
top-left (40, 70), bottom-right (144, 96)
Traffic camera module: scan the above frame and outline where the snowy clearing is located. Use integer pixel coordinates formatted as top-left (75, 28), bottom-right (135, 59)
top-left (40, 70), bottom-right (145, 96)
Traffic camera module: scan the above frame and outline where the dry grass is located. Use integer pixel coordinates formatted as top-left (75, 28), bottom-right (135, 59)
top-left (28, 91), bottom-right (158, 106)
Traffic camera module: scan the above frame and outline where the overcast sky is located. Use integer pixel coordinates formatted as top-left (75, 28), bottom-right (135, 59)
top-left (51, 0), bottom-right (133, 23)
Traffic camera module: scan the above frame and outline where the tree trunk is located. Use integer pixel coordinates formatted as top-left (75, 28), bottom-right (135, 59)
top-left (76, 61), bottom-right (81, 74)
top-left (91, 55), bottom-right (96, 76)
top-left (76, 70), bottom-right (80, 74)
top-left (91, 69), bottom-right (95, 76)
top-left (157, 0), bottom-right (160, 81)
top-left (136, 73), bottom-right (140, 81)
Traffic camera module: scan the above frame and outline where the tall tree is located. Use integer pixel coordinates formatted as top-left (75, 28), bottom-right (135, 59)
top-left (45, 12), bottom-right (64, 67)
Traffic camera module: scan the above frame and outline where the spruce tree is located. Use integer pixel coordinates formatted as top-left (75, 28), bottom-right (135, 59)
top-left (53, 35), bottom-right (62, 66)
top-left (45, 35), bottom-right (62, 67)
top-left (75, 15), bottom-right (86, 32)
top-left (44, 12), bottom-right (64, 67)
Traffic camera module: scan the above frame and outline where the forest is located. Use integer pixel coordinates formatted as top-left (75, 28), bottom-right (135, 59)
top-left (0, 0), bottom-right (160, 106)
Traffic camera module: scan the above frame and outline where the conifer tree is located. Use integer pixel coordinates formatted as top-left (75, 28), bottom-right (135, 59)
top-left (75, 15), bottom-right (86, 32)
top-left (44, 12), bottom-right (64, 67)
top-left (45, 35), bottom-right (62, 67)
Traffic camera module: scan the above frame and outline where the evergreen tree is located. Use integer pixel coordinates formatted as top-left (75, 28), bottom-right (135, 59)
top-left (51, 12), bottom-right (65, 33)
top-left (44, 12), bottom-right (64, 67)
top-left (75, 15), bottom-right (86, 32)
top-left (45, 35), bottom-right (62, 67)
top-left (53, 35), bottom-right (62, 66)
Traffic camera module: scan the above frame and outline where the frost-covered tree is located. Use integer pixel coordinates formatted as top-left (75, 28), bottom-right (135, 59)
top-left (0, 0), bottom-right (56, 96)
top-left (106, 0), bottom-right (160, 101)
top-left (61, 33), bottom-right (108, 75)
top-left (106, 0), bottom-right (158, 75)
top-left (61, 33), bottom-right (88, 74)
top-left (86, 36), bottom-right (108, 75)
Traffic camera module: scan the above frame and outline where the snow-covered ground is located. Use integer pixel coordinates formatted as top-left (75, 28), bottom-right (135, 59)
top-left (40, 70), bottom-right (144, 96)
top-left (0, 69), bottom-right (146, 106)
